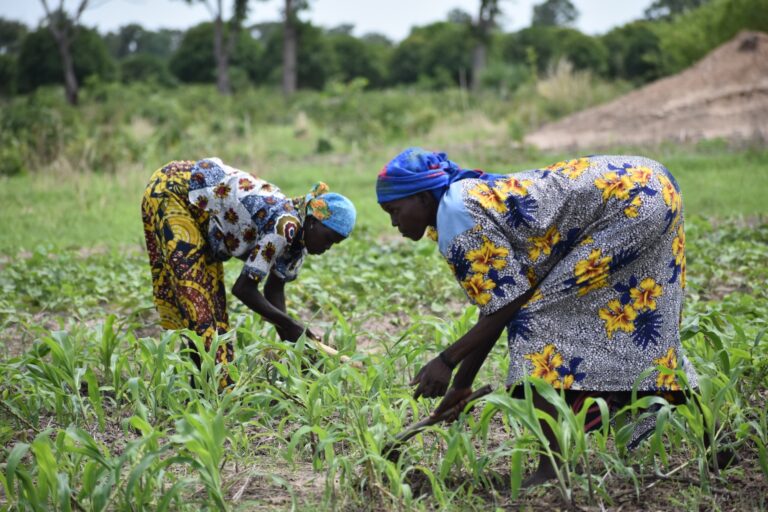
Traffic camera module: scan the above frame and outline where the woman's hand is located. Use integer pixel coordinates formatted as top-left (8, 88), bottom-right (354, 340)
top-left (277, 322), bottom-right (320, 343)
top-left (410, 356), bottom-right (453, 399)
top-left (279, 320), bottom-right (307, 342)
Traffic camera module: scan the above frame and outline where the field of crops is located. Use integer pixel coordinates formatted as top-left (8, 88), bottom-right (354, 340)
top-left (1, 86), bottom-right (767, 510)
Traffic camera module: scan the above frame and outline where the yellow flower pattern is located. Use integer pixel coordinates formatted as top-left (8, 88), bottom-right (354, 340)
top-left (594, 172), bottom-right (634, 202)
top-left (494, 177), bottom-right (533, 196)
top-left (598, 299), bottom-right (637, 338)
top-left (630, 278), bottom-right (662, 311)
top-left (524, 344), bottom-right (563, 385)
top-left (624, 195), bottom-right (643, 218)
top-left (672, 224), bottom-right (686, 288)
top-left (524, 344), bottom-right (580, 389)
top-left (528, 226), bottom-right (561, 262)
top-left (468, 183), bottom-right (507, 213)
top-left (546, 158), bottom-right (591, 179)
top-left (461, 273), bottom-right (496, 306)
top-left (658, 174), bottom-right (681, 214)
top-left (466, 236), bottom-right (509, 273)
top-left (572, 248), bottom-right (612, 295)
top-left (654, 347), bottom-right (681, 390)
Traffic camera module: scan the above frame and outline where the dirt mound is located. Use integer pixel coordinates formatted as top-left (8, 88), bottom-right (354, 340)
top-left (525, 31), bottom-right (768, 151)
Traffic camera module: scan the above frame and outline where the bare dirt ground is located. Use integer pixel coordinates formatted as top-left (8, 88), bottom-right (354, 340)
top-left (525, 31), bottom-right (768, 151)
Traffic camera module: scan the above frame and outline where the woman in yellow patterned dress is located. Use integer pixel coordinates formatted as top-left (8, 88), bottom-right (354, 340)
top-left (376, 147), bottom-right (696, 485)
top-left (142, 158), bottom-right (356, 388)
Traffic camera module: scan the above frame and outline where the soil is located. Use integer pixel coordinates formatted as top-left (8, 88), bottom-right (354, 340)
top-left (525, 31), bottom-right (768, 151)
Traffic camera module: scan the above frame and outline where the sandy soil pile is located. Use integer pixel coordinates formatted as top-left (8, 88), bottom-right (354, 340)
top-left (524, 31), bottom-right (768, 151)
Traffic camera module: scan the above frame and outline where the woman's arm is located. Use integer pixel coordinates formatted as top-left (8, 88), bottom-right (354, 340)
top-left (411, 289), bottom-right (534, 400)
top-left (264, 273), bottom-right (287, 312)
top-left (232, 273), bottom-right (306, 341)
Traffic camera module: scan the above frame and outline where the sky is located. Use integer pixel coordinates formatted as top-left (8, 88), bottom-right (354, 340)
top-left (0, 0), bottom-right (651, 41)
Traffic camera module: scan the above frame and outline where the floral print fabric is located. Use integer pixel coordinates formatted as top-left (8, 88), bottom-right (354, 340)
top-left (187, 158), bottom-right (306, 283)
top-left (437, 155), bottom-right (697, 392)
top-left (141, 161), bottom-right (233, 389)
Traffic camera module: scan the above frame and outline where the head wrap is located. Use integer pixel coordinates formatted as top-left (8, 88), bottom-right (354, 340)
top-left (304, 182), bottom-right (356, 238)
top-left (376, 147), bottom-right (487, 203)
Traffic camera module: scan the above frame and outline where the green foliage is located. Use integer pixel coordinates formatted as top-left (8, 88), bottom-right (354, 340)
top-left (652, 0), bottom-right (768, 75)
top-left (502, 26), bottom-right (608, 75)
top-left (119, 54), bottom-right (176, 86)
top-left (0, 17), bottom-right (27, 55)
top-left (531, 0), bottom-right (579, 27)
top-left (103, 23), bottom-right (183, 61)
top-left (16, 25), bottom-right (116, 94)
top-left (169, 22), bottom-right (264, 84)
top-left (0, 215), bottom-right (766, 509)
top-left (645, 0), bottom-right (713, 20)
top-left (260, 20), bottom-right (337, 90)
top-left (601, 21), bottom-right (663, 83)
top-left (0, 54), bottom-right (17, 96)
top-left (388, 21), bottom-right (473, 88)
top-left (327, 32), bottom-right (389, 88)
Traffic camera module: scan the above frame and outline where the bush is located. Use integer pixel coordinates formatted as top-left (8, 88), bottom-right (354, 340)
top-left (501, 26), bottom-right (608, 76)
top-left (602, 21), bottom-right (662, 83)
top-left (652, 0), bottom-right (768, 75)
top-left (0, 54), bottom-right (17, 95)
top-left (120, 54), bottom-right (176, 87)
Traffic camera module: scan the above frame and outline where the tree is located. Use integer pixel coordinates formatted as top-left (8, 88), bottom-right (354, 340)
top-left (169, 22), bottom-right (263, 85)
top-left (389, 22), bottom-right (473, 88)
top-left (602, 21), bottom-right (662, 82)
top-left (259, 19), bottom-right (335, 90)
top-left (181, 0), bottom-right (252, 94)
top-left (17, 24), bottom-right (114, 94)
top-left (104, 25), bottom-right (183, 60)
top-left (0, 18), bottom-right (28, 95)
top-left (327, 31), bottom-right (388, 87)
top-left (39, 0), bottom-right (89, 105)
top-left (644, 0), bottom-right (711, 20)
top-left (281, 0), bottom-right (310, 95)
top-left (120, 54), bottom-right (176, 86)
top-left (0, 18), bottom-right (28, 55)
top-left (470, 0), bottom-right (502, 91)
top-left (531, 0), bottom-right (579, 27)
top-left (502, 26), bottom-right (606, 74)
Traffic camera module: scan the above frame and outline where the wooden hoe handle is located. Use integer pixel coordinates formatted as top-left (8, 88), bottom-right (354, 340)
top-left (384, 384), bottom-right (494, 459)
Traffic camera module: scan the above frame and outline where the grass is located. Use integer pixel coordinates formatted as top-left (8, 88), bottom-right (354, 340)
top-left (0, 85), bottom-right (767, 510)
top-left (0, 219), bottom-right (766, 510)
top-left (1, 137), bottom-right (767, 252)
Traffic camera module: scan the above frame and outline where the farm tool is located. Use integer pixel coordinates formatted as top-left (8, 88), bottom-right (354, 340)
top-left (308, 338), bottom-right (364, 369)
top-left (383, 384), bottom-right (494, 461)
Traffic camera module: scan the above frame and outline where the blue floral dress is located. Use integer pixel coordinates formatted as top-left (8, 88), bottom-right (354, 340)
top-left (436, 155), bottom-right (697, 392)
top-left (188, 158), bottom-right (306, 283)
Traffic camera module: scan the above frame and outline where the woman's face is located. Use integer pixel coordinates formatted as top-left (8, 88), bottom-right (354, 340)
top-left (303, 217), bottom-right (346, 255)
top-left (380, 193), bottom-right (434, 241)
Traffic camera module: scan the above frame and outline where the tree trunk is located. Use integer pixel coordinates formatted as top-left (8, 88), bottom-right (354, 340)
top-left (282, 0), bottom-right (297, 96)
top-left (56, 34), bottom-right (79, 105)
top-left (471, 43), bottom-right (486, 92)
top-left (213, 1), bottom-right (231, 95)
top-left (40, 0), bottom-right (89, 106)
top-left (47, 22), bottom-right (79, 105)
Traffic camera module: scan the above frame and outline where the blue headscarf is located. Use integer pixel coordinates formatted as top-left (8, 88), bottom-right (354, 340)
top-left (304, 183), bottom-right (356, 238)
top-left (376, 147), bottom-right (491, 203)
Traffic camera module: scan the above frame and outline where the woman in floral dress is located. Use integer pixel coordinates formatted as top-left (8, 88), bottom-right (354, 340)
top-left (142, 157), bottom-right (356, 388)
top-left (376, 147), bottom-right (696, 484)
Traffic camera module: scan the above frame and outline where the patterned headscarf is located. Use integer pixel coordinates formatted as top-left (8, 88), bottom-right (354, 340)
top-left (376, 147), bottom-right (490, 203)
top-left (303, 182), bottom-right (356, 238)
